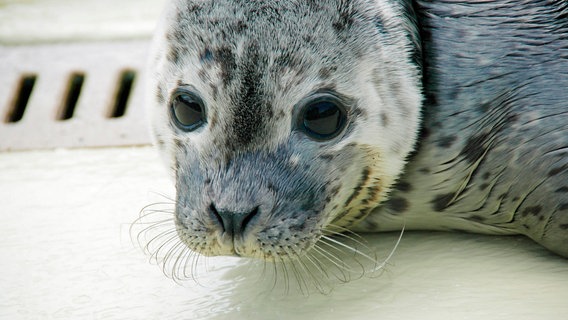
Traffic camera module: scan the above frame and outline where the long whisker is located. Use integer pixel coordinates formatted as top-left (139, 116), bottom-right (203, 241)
top-left (370, 225), bottom-right (405, 273)
top-left (320, 235), bottom-right (378, 265)
top-left (310, 244), bottom-right (351, 282)
top-left (295, 252), bottom-right (329, 295)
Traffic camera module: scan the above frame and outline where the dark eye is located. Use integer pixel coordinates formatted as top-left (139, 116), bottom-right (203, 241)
top-left (171, 90), bottom-right (205, 131)
top-left (301, 98), bottom-right (347, 140)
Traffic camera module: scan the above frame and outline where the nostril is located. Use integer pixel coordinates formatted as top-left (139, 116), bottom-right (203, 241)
top-left (209, 203), bottom-right (225, 232)
top-left (241, 206), bottom-right (259, 233)
top-left (209, 203), bottom-right (260, 237)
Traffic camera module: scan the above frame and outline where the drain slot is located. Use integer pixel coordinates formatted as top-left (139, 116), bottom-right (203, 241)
top-left (109, 70), bottom-right (136, 118)
top-left (58, 73), bottom-right (85, 121)
top-left (5, 74), bottom-right (37, 123)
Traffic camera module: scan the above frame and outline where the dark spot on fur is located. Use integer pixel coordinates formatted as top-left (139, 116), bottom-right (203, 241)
top-left (560, 224), bottom-right (568, 230)
top-left (354, 208), bottom-right (372, 221)
top-left (548, 164), bottom-right (568, 177)
top-left (437, 135), bottom-right (457, 148)
top-left (522, 224), bottom-right (531, 230)
top-left (319, 67), bottom-right (332, 79)
top-left (214, 46), bottom-right (237, 85)
top-left (184, 2), bottom-right (202, 13)
top-left (156, 138), bottom-right (165, 148)
top-left (234, 20), bottom-right (248, 33)
top-left (174, 138), bottom-right (184, 152)
top-left (559, 203), bottom-right (568, 211)
top-left (431, 193), bottom-right (455, 212)
top-left (333, 3), bottom-right (354, 32)
top-left (373, 15), bottom-right (386, 34)
top-left (209, 112), bottom-right (218, 130)
top-left (386, 197), bottom-right (409, 213)
top-left (419, 126), bottom-right (431, 139)
top-left (319, 154), bottom-right (335, 161)
top-left (167, 46), bottom-right (180, 64)
top-left (393, 181), bottom-right (412, 192)
top-left (156, 87), bottom-right (165, 104)
top-left (200, 48), bottom-right (214, 63)
top-left (350, 105), bottom-right (366, 119)
top-left (344, 185), bottom-right (363, 208)
top-left (344, 167), bottom-right (371, 207)
top-left (329, 185), bottom-right (341, 197)
top-left (479, 183), bottom-right (489, 191)
top-left (483, 172), bottom-right (491, 180)
top-left (460, 132), bottom-right (490, 163)
top-left (267, 183), bottom-right (277, 192)
top-left (274, 52), bottom-right (301, 70)
top-left (210, 84), bottom-right (219, 101)
top-left (556, 186), bottom-right (568, 193)
top-left (231, 43), bottom-right (272, 146)
top-left (361, 184), bottom-right (382, 205)
top-left (478, 102), bottom-right (491, 113)
top-left (469, 215), bottom-right (486, 222)
top-left (521, 205), bottom-right (542, 217)
top-left (363, 219), bottom-right (379, 230)
top-left (380, 113), bottom-right (389, 127)
top-left (198, 69), bottom-right (207, 81)
top-left (419, 167), bottom-right (431, 174)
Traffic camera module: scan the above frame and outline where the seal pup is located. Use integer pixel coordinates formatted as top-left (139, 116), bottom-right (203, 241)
top-left (145, 0), bottom-right (568, 264)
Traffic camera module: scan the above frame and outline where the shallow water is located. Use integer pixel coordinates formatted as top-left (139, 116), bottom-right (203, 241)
top-left (1, 147), bottom-right (567, 320)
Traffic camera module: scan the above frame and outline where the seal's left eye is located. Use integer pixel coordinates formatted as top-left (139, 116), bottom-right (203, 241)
top-left (300, 98), bottom-right (347, 140)
top-left (171, 91), bottom-right (205, 131)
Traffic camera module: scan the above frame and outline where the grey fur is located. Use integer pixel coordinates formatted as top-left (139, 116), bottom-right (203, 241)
top-left (358, 0), bottom-right (568, 257)
top-left (147, 0), bottom-right (568, 259)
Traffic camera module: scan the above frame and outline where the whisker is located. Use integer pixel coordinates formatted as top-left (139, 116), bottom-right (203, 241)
top-left (320, 235), bottom-right (378, 265)
top-left (318, 236), bottom-right (376, 277)
top-left (279, 255), bottom-right (291, 295)
top-left (135, 220), bottom-right (175, 250)
top-left (295, 252), bottom-right (329, 294)
top-left (145, 230), bottom-right (179, 258)
top-left (370, 226), bottom-right (405, 274)
top-left (323, 225), bottom-right (374, 250)
top-left (288, 255), bottom-right (309, 295)
top-left (310, 245), bottom-right (351, 282)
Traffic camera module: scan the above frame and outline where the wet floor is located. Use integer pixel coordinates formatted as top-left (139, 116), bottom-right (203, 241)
top-left (1, 147), bottom-right (567, 319)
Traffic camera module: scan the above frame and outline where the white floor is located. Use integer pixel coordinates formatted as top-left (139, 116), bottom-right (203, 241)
top-left (1, 147), bottom-right (568, 320)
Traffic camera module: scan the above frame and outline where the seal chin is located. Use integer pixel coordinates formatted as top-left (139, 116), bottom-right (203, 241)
top-left (175, 207), bottom-right (324, 260)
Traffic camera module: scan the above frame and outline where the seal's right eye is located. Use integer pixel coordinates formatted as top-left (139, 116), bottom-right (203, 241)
top-left (171, 91), bottom-right (205, 131)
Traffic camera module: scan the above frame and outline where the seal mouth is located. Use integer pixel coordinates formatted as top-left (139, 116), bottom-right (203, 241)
top-left (132, 200), bottom-right (401, 294)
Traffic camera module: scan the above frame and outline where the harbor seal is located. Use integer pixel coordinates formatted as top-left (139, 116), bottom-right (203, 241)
top-left (145, 0), bottom-right (568, 263)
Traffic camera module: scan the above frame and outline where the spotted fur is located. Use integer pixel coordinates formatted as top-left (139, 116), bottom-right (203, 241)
top-left (147, 0), bottom-right (568, 259)
top-left (356, 0), bottom-right (568, 258)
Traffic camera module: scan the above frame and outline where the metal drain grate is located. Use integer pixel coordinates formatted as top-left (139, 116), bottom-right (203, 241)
top-left (0, 41), bottom-right (153, 151)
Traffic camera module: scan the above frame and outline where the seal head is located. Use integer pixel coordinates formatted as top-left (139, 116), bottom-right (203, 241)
top-left (147, 0), bottom-right (422, 259)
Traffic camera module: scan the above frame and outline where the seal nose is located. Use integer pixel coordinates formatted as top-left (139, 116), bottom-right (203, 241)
top-left (209, 203), bottom-right (259, 237)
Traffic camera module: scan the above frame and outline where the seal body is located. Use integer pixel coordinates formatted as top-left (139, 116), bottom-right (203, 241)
top-left (356, 0), bottom-right (568, 258)
top-left (147, 0), bottom-right (568, 259)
